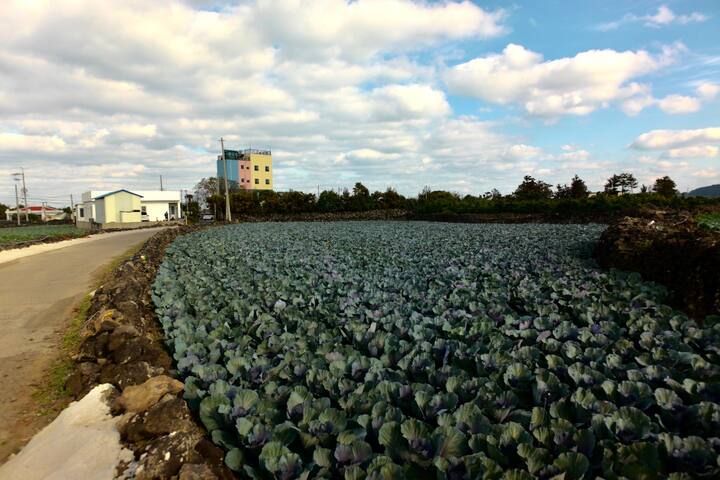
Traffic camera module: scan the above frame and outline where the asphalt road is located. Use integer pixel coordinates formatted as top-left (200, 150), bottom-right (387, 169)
top-left (0, 227), bottom-right (165, 462)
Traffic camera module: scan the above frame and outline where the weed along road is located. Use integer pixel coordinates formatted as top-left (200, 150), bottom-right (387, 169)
top-left (0, 227), bottom-right (166, 462)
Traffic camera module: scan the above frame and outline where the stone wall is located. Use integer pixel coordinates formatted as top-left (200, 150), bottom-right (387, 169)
top-left (594, 212), bottom-right (720, 320)
top-left (66, 226), bottom-right (235, 479)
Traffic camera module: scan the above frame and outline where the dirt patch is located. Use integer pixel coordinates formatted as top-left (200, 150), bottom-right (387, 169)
top-left (594, 211), bottom-right (720, 320)
top-left (66, 226), bottom-right (234, 479)
top-left (0, 296), bottom-right (90, 463)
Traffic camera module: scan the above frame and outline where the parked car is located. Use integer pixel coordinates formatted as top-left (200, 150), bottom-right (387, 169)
top-left (201, 213), bottom-right (214, 223)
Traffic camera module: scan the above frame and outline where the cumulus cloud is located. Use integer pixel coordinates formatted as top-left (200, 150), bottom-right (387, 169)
top-left (656, 95), bottom-right (701, 114)
top-left (0, 133), bottom-right (67, 153)
top-left (445, 43), bottom-right (681, 117)
top-left (621, 82), bottom-right (718, 116)
top-left (697, 82), bottom-right (720, 100)
top-left (0, 0), bottom-right (715, 202)
top-left (0, 0), bottom-right (517, 202)
top-left (631, 128), bottom-right (720, 159)
top-left (251, 0), bottom-right (507, 60)
top-left (597, 5), bottom-right (708, 31)
top-left (558, 147), bottom-right (590, 161)
top-left (369, 84), bottom-right (451, 120)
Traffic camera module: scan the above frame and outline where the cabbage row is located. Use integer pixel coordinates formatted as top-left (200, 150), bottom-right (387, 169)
top-left (152, 222), bottom-right (720, 479)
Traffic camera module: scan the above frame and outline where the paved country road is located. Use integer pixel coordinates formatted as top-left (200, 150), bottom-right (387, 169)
top-left (0, 227), bottom-right (166, 462)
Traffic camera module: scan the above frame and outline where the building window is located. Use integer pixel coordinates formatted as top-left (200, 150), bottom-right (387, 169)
top-left (141, 206), bottom-right (147, 215)
top-left (79, 207), bottom-right (84, 217)
top-left (265, 166), bottom-right (270, 172)
top-left (265, 179), bottom-right (270, 185)
top-left (254, 165), bottom-right (259, 171)
top-left (255, 179), bottom-right (259, 184)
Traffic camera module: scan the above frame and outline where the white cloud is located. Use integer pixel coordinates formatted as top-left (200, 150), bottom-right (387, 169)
top-left (621, 94), bottom-right (655, 116)
top-left (697, 82), bottom-right (719, 100)
top-left (597, 5), bottom-right (708, 31)
top-left (0, 0), bottom-right (514, 202)
top-left (0, 0), bottom-right (714, 201)
top-left (111, 123), bottom-right (158, 139)
top-left (369, 84), bottom-right (451, 120)
top-left (559, 148), bottom-right (590, 161)
top-left (621, 84), bottom-right (717, 116)
top-left (445, 43), bottom-right (681, 117)
top-left (631, 128), bottom-right (720, 150)
top-left (631, 128), bottom-right (720, 160)
top-left (666, 145), bottom-right (719, 158)
top-left (251, 0), bottom-right (507, 60)
top-left (692, 168), bottom-right (719, 178)
top-left (505, 144), bottom-right (543, 161)
top-left (656, 94), bottom-right (701, 114)
top-left (0, 133), bottom-right (66, 152)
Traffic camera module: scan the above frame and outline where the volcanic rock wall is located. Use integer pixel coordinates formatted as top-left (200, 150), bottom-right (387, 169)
top-left (594, 212), bottom-right (720, 320)
top-left (65, 226), bottom-right (235, 479)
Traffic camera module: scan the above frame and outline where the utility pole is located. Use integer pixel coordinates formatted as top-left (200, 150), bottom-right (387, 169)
top-left (70, 194), bottom-right (75, 225)
top-left (14, 184), bottom-right (20, 226)
top-left (160, 175), bottom-right (164, 191)
top-left (20, 167), bottom-right (28, 222)
top-left (220, 137), bottom-right (232, 222)
top-left (41, 201), bottom-right (47, 222)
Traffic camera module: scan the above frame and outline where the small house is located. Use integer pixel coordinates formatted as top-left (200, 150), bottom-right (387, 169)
top-left (77, 189), bottom-right (182, 228)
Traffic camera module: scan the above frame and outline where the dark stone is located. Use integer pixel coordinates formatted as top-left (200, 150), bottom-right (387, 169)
top-left (98, 319), bottom-right (119, 332)
top-left (134, 431), bottom-right (205, 480)
top-left (75, 332), bottom-right (110, 362)
top-left (100, 361), bottom-right (164, 389)
top-left (143, 398), bottom-right (194, 436)
top-left (69, 227), bottom-right (232, 479)
top-left (594, 212), bottom-right (720, 320)
top-left (115, 300), bottom-right (143, 327)
top-left (64, 362), bottom-right (101, 397)
top-left (178, 463), bottom-right (218, 480)
top-left (122, 398), bottom-right (197, 443)
top-left (193, 439), bottom-right (237, 479)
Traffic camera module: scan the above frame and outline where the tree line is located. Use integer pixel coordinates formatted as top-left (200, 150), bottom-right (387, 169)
top-left (185, 173), bottom-right (709, 221)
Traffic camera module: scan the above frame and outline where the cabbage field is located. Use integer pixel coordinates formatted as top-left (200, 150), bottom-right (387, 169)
top-left (153, 222), bottom-right (720, 479)
top-left (0, 224), bottom-right (87, 245)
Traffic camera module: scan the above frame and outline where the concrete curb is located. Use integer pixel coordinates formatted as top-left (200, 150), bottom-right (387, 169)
top-left (0, 384), bottom-right (132, 480)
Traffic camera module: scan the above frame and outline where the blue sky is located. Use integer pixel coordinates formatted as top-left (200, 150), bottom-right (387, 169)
top-left (0, 0), bottom-right (718, 206)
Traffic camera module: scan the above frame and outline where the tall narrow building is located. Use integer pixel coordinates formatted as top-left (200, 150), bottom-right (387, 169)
top-left (217, 148), bottom-right (273, 190)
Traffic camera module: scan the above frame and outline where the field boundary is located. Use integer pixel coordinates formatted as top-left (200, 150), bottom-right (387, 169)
top-left (65, 226), bottom-right (234, 479)
top-left (0, 227), bottom-right (169, 265)
top-left (0, 223), bottom-right (181, 253)
top-left (595, 212), bottom-right (720, 319)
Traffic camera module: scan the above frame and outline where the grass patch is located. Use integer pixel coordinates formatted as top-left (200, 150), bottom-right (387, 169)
top-left (92, 242), bottom-right (146, 286)
top-left (32, 240), bottom-right (148, 416)
top-left (697, 212), bottom-right (720, 231)
top-left (32, 295), bottom-right (92, 416)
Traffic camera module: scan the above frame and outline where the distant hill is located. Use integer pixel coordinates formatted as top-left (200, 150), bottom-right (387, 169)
top-left (688, 184), bottom-right (720, 197)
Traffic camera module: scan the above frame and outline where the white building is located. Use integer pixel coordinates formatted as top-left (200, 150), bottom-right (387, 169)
top-left (5, 205), bottom-right (68, 222)
top-left (77, 189), bottom-right (182, 228)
